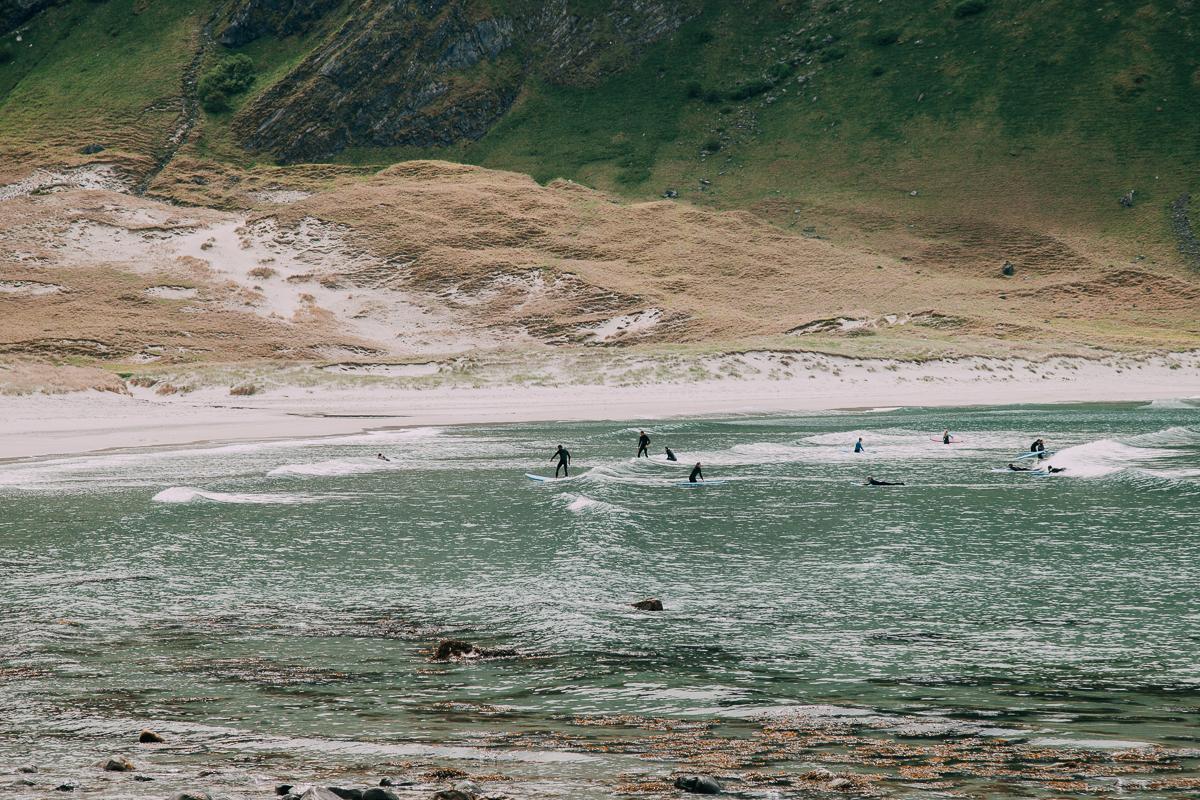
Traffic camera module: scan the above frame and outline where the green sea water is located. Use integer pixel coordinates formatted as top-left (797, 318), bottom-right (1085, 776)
top-left (2, 401), bottom-right (1199, 798)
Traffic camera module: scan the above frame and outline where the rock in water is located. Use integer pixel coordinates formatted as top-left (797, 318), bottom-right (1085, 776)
top-left (98, 757), bottom-right (134, 772)
top-left (327, 789), bottom-right (364, 800)
top-left (299, 790), bottom-right (348, 800)
top-left (674, 774), bottom-right (723, 794)
top-left (170, 793), bottom-right (213, 800)
top-left (452, 780), bottom-right (481, 797)
top-left (139, 729), bottom-right (165, 743)
top-left (434, 640), bottom-right (475, 659)
top-left (430, 792), bottom-right (472, 800)
top-left (362, 790), bottom-right (400, 800)
top-left (275, 786), bottom-right (293, 796)
top-left (632, 598), bottom-right (664, 611)
top-left (17, 766), bottom-right (37, 773)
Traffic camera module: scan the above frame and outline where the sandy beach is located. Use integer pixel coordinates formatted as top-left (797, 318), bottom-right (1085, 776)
top-left (3, 350), bottom-right (1197, 460)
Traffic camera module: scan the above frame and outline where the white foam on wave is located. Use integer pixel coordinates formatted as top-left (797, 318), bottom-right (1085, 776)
top-left (152, 487), bottom-right (322, 504)
top-left (1145, 398), bottom-right (1200, 409)
top-left (562, 493), bottom-right (625, 515)
top-left (268, 459), bottom-right (394, 478)
top-left (1049, 435), bottom-right (1186, 478)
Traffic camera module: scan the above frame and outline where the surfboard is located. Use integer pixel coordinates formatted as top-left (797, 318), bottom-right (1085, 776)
top-left (1015, 450), bottom-right (1055, 460)
top-left (675, 480), bottom-right (726, 487)
top-left (526, 473), bottom-right (578, 482)
top-left (930, 438), bottom-right (963, 443)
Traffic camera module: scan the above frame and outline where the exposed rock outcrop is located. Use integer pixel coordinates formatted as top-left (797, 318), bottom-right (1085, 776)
top-left (230, 0), bottom-right (696, 162)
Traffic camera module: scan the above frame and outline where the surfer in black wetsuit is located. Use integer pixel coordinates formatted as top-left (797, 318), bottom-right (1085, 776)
top-left (689, 462), bottom-right (704, 483)
top-left (1030, 438), bottom-right (1046, 459)
top-left (1008, 462), bottom-right (1033, 472)
top-left (637, 430), bottom-right (651, 458)
top-left (551, 445), bottom-right (571, 477)
top-left (664, 446), bottom-right (678, 462)
top-left (1047, 465), bottom-right (1067, 473)
top-left (865, 476), bottom-right (904, 486)
top-left (376, 453), bottom-right (390, 461)
top-left (942, 430), bottom-right (952, 445)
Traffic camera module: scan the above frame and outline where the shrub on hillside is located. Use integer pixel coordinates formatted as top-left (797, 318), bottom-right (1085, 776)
top-left (0, 44), bottom-right (14, 64)
top-left (198, 54), bottom-right (255, 113)
top-left (953, 0), bottom-right (988, 17)
top-left (871, 29), bottom-right (901, 46)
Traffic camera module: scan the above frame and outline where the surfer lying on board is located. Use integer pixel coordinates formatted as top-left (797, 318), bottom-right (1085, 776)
top-left (1008, 462), bottom-right (1034, 472)
top-left (665, 446), bottom-right (678, 461)
top-left (552, 445), bottom-right (572, 477)
top-left (854, 437), bottom-right (865, 453)
top-left (689, 462), bottom-right (704, 483)
top-left (637, 430), bottom-right (651, 458)
top-left (865, 476), bottom-right (904, 486)
top-left (376, 453), bottom-right (390, 462)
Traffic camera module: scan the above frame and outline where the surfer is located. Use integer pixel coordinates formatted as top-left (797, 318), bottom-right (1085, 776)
top-left (551, 445), bottom-right (571, 478)
top-left (664, 446), bottom-right (678, 462)
top-left (1047, 465), bottom-right (1067, 473)
top-left (865, 476), bottom-right (904, 486)
top-left (1008, 462), bottom-right (1033, 472)
top-left (689, 462), bottom-right (704, 483)
top-left (637, 430), bottom-right (651, 458)
top-left (942, 430), bottom-right (952, 444)
top-left (376, 453), bottom-right (390, 462)
top-left (854, 437), bottom-right (865, 453)
top-left (1030, 438), bottom-right (1047, 459)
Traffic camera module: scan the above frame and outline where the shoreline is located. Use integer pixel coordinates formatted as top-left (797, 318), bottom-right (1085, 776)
top-left (2, 351), bottom-right (1198, 460)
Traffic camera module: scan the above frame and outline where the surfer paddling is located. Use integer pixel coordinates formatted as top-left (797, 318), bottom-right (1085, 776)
top-left (689, 462), bottom-right (704, 483)
top-left (551, 444), bottom-right (572, 478)
top-left (637, 430), bottom-right (651, 458)
top-left (376, 453), bottom-right (390, 462)
top-left (865, 476), bottom-right (904, 486)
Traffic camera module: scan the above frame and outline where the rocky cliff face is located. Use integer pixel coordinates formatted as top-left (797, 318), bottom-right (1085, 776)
top-left (228, 0), bottom-right (695, 162)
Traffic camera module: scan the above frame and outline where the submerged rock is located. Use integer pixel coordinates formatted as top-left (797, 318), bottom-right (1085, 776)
top-left (54, 784), bottom-right (75, 792)
top-left (674, 774), bottom-right (722, 794)
top-left (430, 791), bottom-right (471, 800)
top-left (17, 766), bottom-right (37, 774)
top-left (139, 729), bottom-right (165, 743)
top-left (633, 598), bottom-right (664, 611)
top-left (98, 757), bottom-right (134, 772)
top-left (434, 640), bottom-right (475, 660)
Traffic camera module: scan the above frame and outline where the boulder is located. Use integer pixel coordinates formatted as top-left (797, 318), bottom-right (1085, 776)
top-left (452, 780), bottom-right (481, 797)
top-left (327, 789), bottom-right (363, 800)
top-left (1120, 189), bottom-right (1135, 208)
top-left (98, 757), bottom-right (134, 772)
top-left (362, 790), bottom-right (400, 800)
top-left (632, 598), bottom-right (664, 611)
top-left (139, 729), bottom-right (165, 743)
top-left (17, 766), bottom-right (37, 774)
top-left (430, 792), bottom-right (471, 800)
top-left (1001, 260), bottom-right (1015, 276)
top-left (673, 774), bottom-right (722, 794)
top-left (299, 790), bottom-right (346, 800)
top-left (79, 144), bottom-right (105, 155)
top-left (54, 784), bottom-right (75, 792)
top-left (275, 786), bottom-right (293, 796)
top-left (170, 793), bottom-right (213, 800)
top-left (663, 189), bottom-right (679, 199)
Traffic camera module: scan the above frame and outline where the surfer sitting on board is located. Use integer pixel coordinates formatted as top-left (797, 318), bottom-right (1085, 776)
top-left (376, 453), bottom-right (390, 462)
top-left (552, 445), bottom-right (571, 478)
top-left (1030, 438), bottom-right (1047, 459)
top-left (865, 476), bottom-right (904, 486)
top-left (665, 446), bottom-right (678, 462)
top-left (689, 462), bottom-right (704, 483)
top-left (854, 437), bottom-right (865, 453)
top-left (637, 430), bottom-right (651, 458)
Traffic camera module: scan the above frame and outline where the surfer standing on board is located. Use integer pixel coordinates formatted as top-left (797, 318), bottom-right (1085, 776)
top-left (637, 430), bottom-right (651, 458)
top-left (942, 430), bottom-right (952, 444)
top-left (552, 445), bottom-right (571, 477)
top-left (689, 462), bottom-right (704, 483)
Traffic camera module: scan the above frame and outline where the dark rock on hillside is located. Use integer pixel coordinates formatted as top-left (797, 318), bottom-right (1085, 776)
top-left (219, 0), bottom-right (342, 47)
top-left (1119, 189), bottom-right (1135, 208)
top-left (230, 0), bottom-right (696, 162)
top-left (1001, 260), bottom-right (1015, 276)
top-left (79, 144), bottom-right (105, 155)
top-left (0, 0), bottom-right (60, 36)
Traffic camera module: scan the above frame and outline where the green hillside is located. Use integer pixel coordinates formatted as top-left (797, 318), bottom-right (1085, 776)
top-left (2, 0), bottom-right (1198, 264)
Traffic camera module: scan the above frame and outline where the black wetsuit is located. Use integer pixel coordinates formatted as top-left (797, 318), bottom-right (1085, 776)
top-left (867, 478), bottom-right (904, 486)
top-left (665, 447), bottom-right (677, 462)
top-left (1008, 464), bottom-right (1032, 472)
top-left (943, 433), bottom-right (951, 444)
top-left (637, 433), bottom-right (651, 458)
top-left (552, 448), bottom-right (571, 477)
top-left (1030, 440), bottom-right (1046, 459)
top-left (689, 464), bottom-right (704, 483)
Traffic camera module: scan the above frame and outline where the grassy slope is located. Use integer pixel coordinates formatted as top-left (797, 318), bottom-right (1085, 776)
top-left (0, 0), bottom-right (205, 163)
top-left (2, 0), bottom-right (1198, 266)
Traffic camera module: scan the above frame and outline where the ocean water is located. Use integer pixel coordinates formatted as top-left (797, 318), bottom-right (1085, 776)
top-left (2, 402), bottom-right (1199, 798)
